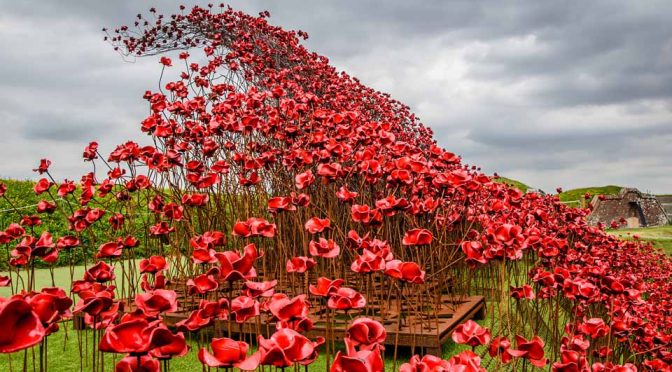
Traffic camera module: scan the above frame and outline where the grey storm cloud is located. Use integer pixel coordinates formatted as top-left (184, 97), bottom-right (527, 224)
top-left (0, 0), bottom-right (671, 193)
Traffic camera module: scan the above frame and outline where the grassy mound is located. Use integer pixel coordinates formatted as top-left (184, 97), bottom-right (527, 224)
top-left (558, 185), bottom-right (622, 202)
top-left (493, 176), bottom-right (530, 192)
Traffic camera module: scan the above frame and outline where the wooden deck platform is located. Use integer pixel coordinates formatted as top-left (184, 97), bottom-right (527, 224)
top-left (162, 294), bottom-right (485, 355)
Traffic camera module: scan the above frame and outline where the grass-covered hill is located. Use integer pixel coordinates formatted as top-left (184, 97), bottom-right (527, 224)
top-left (558, 185), bottom-right (623, 203)
top-left (492, 176), bottom-right (530, 192)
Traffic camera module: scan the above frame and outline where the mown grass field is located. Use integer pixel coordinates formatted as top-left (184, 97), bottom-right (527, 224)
top-left (607, 225), bottom-right (672, 254)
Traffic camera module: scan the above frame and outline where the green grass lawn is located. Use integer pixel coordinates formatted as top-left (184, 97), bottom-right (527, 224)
top-left (607, 225), bottom-right (672, 254)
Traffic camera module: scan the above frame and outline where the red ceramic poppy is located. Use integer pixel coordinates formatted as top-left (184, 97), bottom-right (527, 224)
top-left (384, 260), bottom-right (425, 284)
top-left (304, 217), bottom-right (331, 234)
top-left (216, 243), bottom-right (259, 282)
top-left (139, 256), bottom-right (168, 274)
top-left (268, 196), bottom-right (296, 213)
top-left (402, 229), bottom-right (433, 246)
top-left (331, 344), bottom-right (384, 372)
top-left (115, 355), bottom-right (160, 372)
top-left (268, 294), bottom-right (309, 322)
top-left (242, 280), bottom-right (277, 298)
top-left (400, 354), bottom-right (450, 372)
top-left (309, 238), bottom-right (340, 258)
top-left (99, 319), bottom-right (160, 355)
top-left (198, 337), bottom-right (249, 368)
top-left (286, 256), bottom-right (316, 273)
top-left (510, 285), bottom-right (535, 300)
top-left (345, 317), bottom-right (387, 350)
top-left (148, 329), bottom-right (188, 359)
top-left (351, 249), bottom-right (385, 274)
top-left (510, 335), bottom-right (548, 367)
top-left (84, 261), bottom-right (116, 283)
top-left (488, 336), bottom-right (513, 364)
top-left (0, 298), bottom-right (46, 353)
top-left (187, 274), bottom-right (219, 295)
top-left (237, 328), bottom-right (324, 369)
top-left (328, 287), bottom-right (366, 310)
top-left (445, 350), bottom-right (485, 371)
top-left (134, 289), bottom-right (178, 316)
top-left (451, 320), bottom-right (491, 347)
top-left (309, 277), bottom-right (344, 297)
top-left (230, 296), bottom-right (260, 323)
top-left (294, 170), bottom-right (315, 189)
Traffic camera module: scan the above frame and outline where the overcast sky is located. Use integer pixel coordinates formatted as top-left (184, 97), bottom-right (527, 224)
top-left (1, 1), bottom-right (671, 193)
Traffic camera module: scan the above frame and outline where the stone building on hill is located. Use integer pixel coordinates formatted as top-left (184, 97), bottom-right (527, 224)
top-left (587, 188), bottom-right (669, 228)
top-left (656, 195), bottom-right (672, 221)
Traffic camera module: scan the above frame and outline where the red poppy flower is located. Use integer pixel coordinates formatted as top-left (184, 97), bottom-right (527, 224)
top-left (286, 256), bottom-right (316, 273)
top-left (115, 355), bottom-right (160, 372)
top-left (309, 238), bottom-right (340, 258)
top-left (148, 329), bottom-right (188, 359)
top-left (493, 224), bottom-right (523, 246)
top-left (230, 296), bottom-right (260, 323)
top-left (0, 298), bottom-right (46, 353)
top-left (336, 186), bottom-right (358, 203)
top-left (187, 274), bottom-right (219, 295)
top-left (139, 256), bottom-right (168, 274)
top-left (384, 260), bottom-right (425, 284)
top-left (451, 320), bottom-right (491, 347)
top-left (237, 328), bottom-right (324, 369)
top-left (488, 336), bottom-right (513, 364)
top-left (215, 243), bottom-right (259, 281)
top-left (97, 240), bottom-right (124, 259)
top-left (304, 217), bottom-right (331, 234)
top-left (176, 309), bottom-right (213, 332)
top-left (346, 318), bottom-right (387, 349)
top-left (461, 241), bottom-right (487, 266)
top-left (33, 178), bottom-right (53, 195)
top-left (232, 218), bottom-right (277, 238)
top-left (198, 337), bottom-right (249, 368)
top-left (295, 170), bottom-right (315, 189)
top-left (509, 335), bottom-right (547, 367)
top-left (351, 249), bottom-right (385, 274)
top-left (82, 141), bottom-right (98, 160)
top-left (36, 200), bottom-right (56, 214)
top-left (446, 350), bottom-right (485, 371)
top-left (268, 197), bottom-right (296, 213)
top-left (134, 289), bottom-right (178, 316)
top-left (328, 287), bottom-right (366, 310)
top-left (268, 294), bottom-right (309, 322)
top-left (181, 193), bottom-right (209, 207)
top-left (243, 280), bottom-right (278, 298)
top-left (402, 229), bottom-right (433, 246)
top-left (400, 354), bottom-right (450, 372)
top-left (309, 277), bottom-right (344, 297)
top-left (84, 261), bottom-right (116, 283)
top-left (74, 286), bottom-right (115, 316)
top-left (56, 235), bottom-right (80, 249)
top-left (99, 319), bottom-right (160, 355)
top-left (192, 248), bottom-right (217, 264)
top-left (510, 285), bottom-right (535, 300)
top-left (159, 56), bottom-right (172, 66)
top-left (331, 344), bottom-right (384, 372)
top-left (0, 275), bottom-right (10, 287)
top-left (577, 318), bottom-right (609, 339)
top-left (27, 287), bottom-right (73, 334)
top-left (198, 298), bottom-right (229, 320)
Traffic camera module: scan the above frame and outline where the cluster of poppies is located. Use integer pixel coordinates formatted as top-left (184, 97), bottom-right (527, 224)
top-left (1, 4), bottom-right (671, 371)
